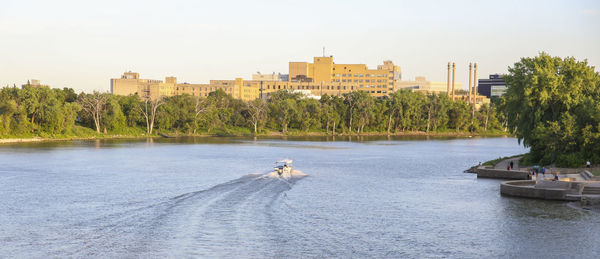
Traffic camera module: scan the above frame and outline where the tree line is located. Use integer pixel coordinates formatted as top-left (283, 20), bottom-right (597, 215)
top-left (0, 85), bottom-right (506, 138)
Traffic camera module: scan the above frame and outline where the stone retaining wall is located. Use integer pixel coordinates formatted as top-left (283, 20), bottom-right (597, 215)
top-left (500, 180), bottom-right (585, 201)
top-left (476, 167), bottom-right (530, 180)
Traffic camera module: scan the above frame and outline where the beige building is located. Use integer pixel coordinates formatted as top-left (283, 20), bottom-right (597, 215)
top-left (110, 72), bottom-right (174, 100)
top-left (285, 56), bottom-right (402, 98)
top-left (111, 56), bottom-right (403, 101)
top-left (111, 72), bottom-right (258, 101)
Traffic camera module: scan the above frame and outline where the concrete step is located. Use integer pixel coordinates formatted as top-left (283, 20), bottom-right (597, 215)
top-left (582, 187), bottom-right (600, 195)
top-left (580, 171), bottom-right (594, 180)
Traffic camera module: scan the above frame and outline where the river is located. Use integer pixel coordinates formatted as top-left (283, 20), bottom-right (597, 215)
top-left (0, 136), bottom-right (598, 258)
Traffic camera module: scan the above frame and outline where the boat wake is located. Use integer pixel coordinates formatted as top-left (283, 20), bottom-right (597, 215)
top-left (46, 172), bottom-right (307, 258)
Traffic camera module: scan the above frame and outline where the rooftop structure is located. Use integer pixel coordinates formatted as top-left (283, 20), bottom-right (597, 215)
top-left (21, 79), bottom-right (45, 89)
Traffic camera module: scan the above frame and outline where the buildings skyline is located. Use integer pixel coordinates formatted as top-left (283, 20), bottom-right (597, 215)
top-left (110, 55), bottom-right (486, 104)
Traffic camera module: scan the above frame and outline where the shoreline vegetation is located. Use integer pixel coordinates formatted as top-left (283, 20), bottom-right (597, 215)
top-left (0, 128), bottom-right (510, 144)
top-left (1, 80), bottom-right (510, 144)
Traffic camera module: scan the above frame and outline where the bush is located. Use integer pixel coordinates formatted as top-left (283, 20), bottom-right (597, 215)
top-left (556, 153), bottom-right (585, 168)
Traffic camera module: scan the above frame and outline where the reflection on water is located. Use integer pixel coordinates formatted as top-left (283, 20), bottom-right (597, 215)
top-left (0, 136), bottom-right (598, 258)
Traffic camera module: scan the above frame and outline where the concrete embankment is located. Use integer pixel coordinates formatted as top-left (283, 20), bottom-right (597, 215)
top-left (500, 180), bottom-right (585, 201)
top-left (474, 156), bottom-right (529, 180)
top-left (476, 166), bottom-right (530, 180)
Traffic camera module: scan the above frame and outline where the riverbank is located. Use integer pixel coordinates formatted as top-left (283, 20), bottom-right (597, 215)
top-left (472, 156), bottom-right (600, 211)
top-left (0, 130), bottom-right (510, 144)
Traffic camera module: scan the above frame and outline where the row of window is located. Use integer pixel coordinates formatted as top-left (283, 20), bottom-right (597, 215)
top-left (176, 87), bottom-right (233, 92)
top-left (336, 79), bottom-right (388, 83)
top-left (262, 84), bottom-right (396, 91)
top-left (265, 84), bottom-right (357, 91)
top-left (334, 73), bottom-right (391, 77)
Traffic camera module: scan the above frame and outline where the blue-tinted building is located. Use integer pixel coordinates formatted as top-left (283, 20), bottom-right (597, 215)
top-left (478, 74), bottom-right (507, 98)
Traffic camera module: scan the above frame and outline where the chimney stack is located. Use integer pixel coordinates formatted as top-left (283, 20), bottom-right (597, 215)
top-left (468, 63), bottom-right (472, 103)
top-left (451, 62), bottom-right (456, 100)
top-left (473, 63), bottom-right (478, 106)
top-left (447, 62), bottom-right (451, 95)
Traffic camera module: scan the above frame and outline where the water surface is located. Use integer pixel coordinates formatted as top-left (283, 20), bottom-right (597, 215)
top-left (0, 136), bottom-right (598, 258)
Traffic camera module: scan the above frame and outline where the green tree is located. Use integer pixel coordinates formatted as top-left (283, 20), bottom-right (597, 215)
top-left (246, 98), bottom-right (267, 134)
top-left (503, 53), bottom-right (600, 166)
top-left (448, 100), bottom-right (470, 132)
top-left (268, 90), bottom-right (302, 133)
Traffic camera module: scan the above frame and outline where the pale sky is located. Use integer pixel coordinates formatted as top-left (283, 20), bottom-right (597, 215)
top-left (1, 0), bottom-right (599, 93)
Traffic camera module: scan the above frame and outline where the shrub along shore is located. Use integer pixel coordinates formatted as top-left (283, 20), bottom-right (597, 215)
top-left (0, 127), bottom-right (509, 144)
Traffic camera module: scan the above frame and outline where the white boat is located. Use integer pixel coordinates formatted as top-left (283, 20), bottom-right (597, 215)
top-left (273, 159), bottom-right (293, 178)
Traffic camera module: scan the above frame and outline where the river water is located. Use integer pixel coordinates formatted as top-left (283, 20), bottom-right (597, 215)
top-left (0, 136), bottom-right (598, 258)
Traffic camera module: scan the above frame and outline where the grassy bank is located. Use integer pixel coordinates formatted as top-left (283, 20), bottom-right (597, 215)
top-left (480, 152), bottom-right (599, 174)
top-left (481, 154), bottom-right (525, 166)
top-left (1, 126), bottom-right (511, 144)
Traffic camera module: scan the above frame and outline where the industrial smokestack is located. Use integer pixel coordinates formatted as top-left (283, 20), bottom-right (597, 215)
top-left (447, 62), bottom-right (451, 95)
top-left (473, 63), bottom-right (478, 106)
top-left (451, 62), bottom-right (456, 100)
top-left (468, 63), bottom-right (472, 103)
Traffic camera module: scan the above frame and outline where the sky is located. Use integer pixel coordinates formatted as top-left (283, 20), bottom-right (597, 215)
top-left (1, 0), bottom-right (599, 93)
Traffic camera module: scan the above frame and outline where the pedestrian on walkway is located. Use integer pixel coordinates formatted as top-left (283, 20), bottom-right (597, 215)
top-left (507, 165), bottom-right (510, 171)
top-left (510, 161), bottom-right (514, 169)
top-left (587, 160), bottom-right (591, 168)
top-left (542, 167), bottom-right (546, 178)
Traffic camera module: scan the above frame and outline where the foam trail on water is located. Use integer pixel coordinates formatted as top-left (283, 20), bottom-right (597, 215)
top-left (50, 171), bottom-right (307, 258)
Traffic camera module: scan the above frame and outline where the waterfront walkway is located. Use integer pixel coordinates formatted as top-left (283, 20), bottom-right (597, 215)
top-left (494, 157), bottom-right (521, 171)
